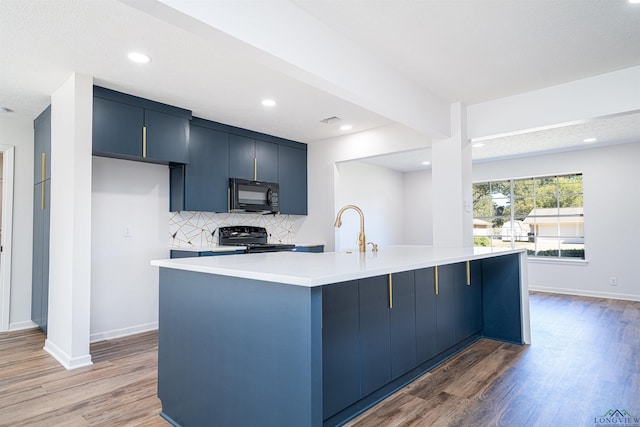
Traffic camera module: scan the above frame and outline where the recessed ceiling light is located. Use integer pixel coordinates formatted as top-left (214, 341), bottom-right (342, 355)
top-left (261, 99), bottom-right (277, 107)
top-left (128, 52), bottom-right (151, 63)
top-left (583, 137), bottom-right (597, 143)
top-left (472, 143), bottom-right (484, 148)
top-left (340, 124), bottom-right (352, 131)
top-left (629, 0), bottom-right (640, 4)
top-left (422, 161), bottom-right (431, 166)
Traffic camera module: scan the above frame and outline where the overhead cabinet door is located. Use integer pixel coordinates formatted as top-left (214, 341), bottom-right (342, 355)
top-left (144, 109), bottom-right (189, 164)
top-left (229, 135), bottom-right (278, 182)
top-left (184, 125), bottom-right (229, 212)
top-left (93, 96), bottom-right (144, 158)
top-left (278, 145), bottom-right (307, 215)
top-left (92, 87), bottom-right (190, 164)
top-left (33, 106), bottom-right (51, 183)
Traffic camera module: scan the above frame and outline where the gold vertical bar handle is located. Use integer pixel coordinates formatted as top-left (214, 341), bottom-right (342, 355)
top-left (466, 261), bottom-right (471, 286)
top-left (253, 157), bottom-right (257, 181)
top-left (41, 182), bottom-right (45, 210)
top-left (434, 266), bottom-right (439, 295)
top-left (41, 152), bottom-right (46, 181)
top-left (388, 274), bottom-right (393, 309)
top-left (142, 126), bottom-right (147, 158)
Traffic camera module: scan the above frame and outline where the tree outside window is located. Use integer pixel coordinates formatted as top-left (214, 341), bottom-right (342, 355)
top-left (473, 174), bottom-right (584, 259)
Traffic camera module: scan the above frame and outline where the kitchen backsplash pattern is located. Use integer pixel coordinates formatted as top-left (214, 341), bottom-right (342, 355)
top-left (169, 211), bottom-right (296, 248)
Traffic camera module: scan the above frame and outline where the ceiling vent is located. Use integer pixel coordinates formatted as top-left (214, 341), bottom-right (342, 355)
top-left (320, 116), bottom-right (342, 125)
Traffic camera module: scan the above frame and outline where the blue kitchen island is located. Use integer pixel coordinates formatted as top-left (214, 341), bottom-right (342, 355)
top-left (151, 246), bottom-right (530, 427)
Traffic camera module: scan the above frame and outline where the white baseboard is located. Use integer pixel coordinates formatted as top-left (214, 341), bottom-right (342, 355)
top-left (529, 285), bottom-right (640, 302)
top-left (90, 321), bottom-right (158, 343)
top-left (9, 320), bottom-right (38, 331)
top-left (44, 338), bottom-right (93, 370)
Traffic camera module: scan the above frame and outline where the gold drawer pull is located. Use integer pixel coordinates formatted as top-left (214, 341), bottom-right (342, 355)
top-left (142, 126), bottom-right (147, 157)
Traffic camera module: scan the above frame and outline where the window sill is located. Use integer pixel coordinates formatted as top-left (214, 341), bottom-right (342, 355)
top-left (526, 257), bottom-right (589, 266)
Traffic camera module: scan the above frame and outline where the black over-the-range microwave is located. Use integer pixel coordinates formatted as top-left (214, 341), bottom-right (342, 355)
top-left (229, 178), bottom-right (279, 213)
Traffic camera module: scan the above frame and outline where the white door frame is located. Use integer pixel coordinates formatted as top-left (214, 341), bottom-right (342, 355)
top-left (0, 145), bottom-right (15, 332)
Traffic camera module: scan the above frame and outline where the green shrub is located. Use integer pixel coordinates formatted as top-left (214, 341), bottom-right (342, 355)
top-left (474, 236), bottom-right (491, 247)
top-left (528, 249), bottom-right (585, 259)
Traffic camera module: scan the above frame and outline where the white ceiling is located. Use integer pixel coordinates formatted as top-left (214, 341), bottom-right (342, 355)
top-left (1, 0), bottom-right (639, 165)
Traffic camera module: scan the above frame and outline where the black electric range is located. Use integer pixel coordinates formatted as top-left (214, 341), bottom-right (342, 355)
top-left (218, 226), bottom-right (296, 254)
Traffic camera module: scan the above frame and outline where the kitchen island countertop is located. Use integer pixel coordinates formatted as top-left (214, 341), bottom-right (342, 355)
top-left (152, 245), bottom-right (525, 287)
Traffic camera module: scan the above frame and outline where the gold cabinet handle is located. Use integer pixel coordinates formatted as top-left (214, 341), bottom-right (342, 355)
top-left (41, 152), bottom-right (46, 181)
top-left (466, 261), bottom-right (471, 286)
top-left (253, 157), bottom-right (257, 180)
top-left (142, 126), bottom-right (147, 158)
top-left (41, 182), bottom-right (45, 210)
top-left (434, 266), bottom-right (439, 295)
top-left (388, 274), bottom-right (393, 308)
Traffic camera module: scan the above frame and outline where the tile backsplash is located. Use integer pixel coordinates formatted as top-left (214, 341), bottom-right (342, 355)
top-left (169, 211), bottom-right (297, 248)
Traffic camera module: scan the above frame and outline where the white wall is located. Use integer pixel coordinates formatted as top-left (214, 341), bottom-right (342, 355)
top-left (298, 123), bottom-right (431, 250)
top-left (473, 141), bottom-right (640, 301)
top-left (334, 161), bottom-right (404, 251)
top-left (403, 169), bottom-right (433, 245)
top-left (0, 115), bottom-right (35, 330)
top-left (91, 156), bottom-right (169, 341)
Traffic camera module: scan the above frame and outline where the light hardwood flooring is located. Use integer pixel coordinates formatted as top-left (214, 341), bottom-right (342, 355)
top-left (0, 329), bottom-right (166, 427)
top-left (0, 292), bottom-right (638, 426)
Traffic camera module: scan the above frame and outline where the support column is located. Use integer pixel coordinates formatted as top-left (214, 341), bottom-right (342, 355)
top-left (44, 73), bottom-right (93, 369)
top-left (432, 102), bottom-right (473, 248)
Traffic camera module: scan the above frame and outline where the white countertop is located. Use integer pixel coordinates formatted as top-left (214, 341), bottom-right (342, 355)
top-left (152, 245), bottom-right (525, 287)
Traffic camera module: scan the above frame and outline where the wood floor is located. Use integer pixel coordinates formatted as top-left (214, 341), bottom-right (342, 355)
top-left (0, 329), bottom-right (166, 426)
top-left (0, 292), bottom-right (638, 426)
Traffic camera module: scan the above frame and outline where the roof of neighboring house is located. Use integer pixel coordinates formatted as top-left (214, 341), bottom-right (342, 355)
top-left (523, 207), bottom-right (584, 224)
top-left (473, 219), bottom-right (491, 227)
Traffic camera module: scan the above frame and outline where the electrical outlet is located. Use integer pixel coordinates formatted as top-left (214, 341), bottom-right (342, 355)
top-left (609, 276), bottom-right (617, 286)
top-left (123, 225), bottom-right (132, 237)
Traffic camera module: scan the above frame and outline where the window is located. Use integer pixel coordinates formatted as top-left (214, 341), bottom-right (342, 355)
top-left (473, 173), bottom-right (584, 259)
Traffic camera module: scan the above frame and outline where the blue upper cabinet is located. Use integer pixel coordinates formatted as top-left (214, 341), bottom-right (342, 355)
top-left (92, 86), bottom-right (191, 164)
top-left (33, 105), bottom-right (51, 183)
top-left (229, 134), bottom-right (278, 182)
top-left (144, 109), bottom-right (189, 164)
top-left (184, 123), bottom-right (230, 212)
top-left (228, 134), bottom-right (256, 180)
top-left (278, 144), bottom-right (307, 215)
top-left (255, 139), bottom-right (278, 182)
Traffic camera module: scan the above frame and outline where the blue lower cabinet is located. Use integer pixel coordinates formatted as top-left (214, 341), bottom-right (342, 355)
top-left (295, 245), bottom-right (324, 253)
top-left (415, 267), bottom-right (437, 364)
top-left (456, 261), bottom-right (483, 341)
top-left (170, 249), bottom-right (245, 258)
top-left (482, 254), bottom-right (522, 343)
top-left (435, 264), bottom-right (457, 353)
top-left (389, 271), bottom-right (417, 379)
top-left (359, 275), bottom-right (392, 397)
top-left (322, 281), bottom-right (360, 420)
